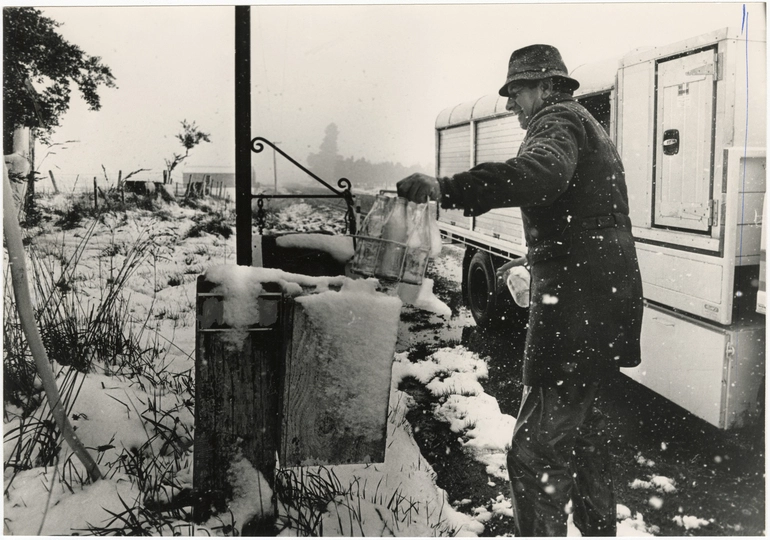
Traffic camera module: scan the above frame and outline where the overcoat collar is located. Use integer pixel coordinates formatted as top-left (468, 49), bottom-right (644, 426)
top-left (532, 92), bottom-right (576, 118)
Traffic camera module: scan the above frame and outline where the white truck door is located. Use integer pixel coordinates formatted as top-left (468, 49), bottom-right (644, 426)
top-left (654, 49), bottom-right (717, 232)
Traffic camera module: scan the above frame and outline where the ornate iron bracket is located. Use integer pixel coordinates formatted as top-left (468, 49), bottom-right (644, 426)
top-left (250, 137), bottom-right (357, 236)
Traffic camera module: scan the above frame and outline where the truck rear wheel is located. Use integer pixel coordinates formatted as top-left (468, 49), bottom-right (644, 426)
top-left (466, 250), bottom-right (502, 327)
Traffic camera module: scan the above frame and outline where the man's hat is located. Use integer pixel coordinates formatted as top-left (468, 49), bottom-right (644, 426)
top-left (498, 44), bottom-right (580, 97)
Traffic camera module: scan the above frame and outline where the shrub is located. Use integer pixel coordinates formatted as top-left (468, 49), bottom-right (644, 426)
top-left (185, 214), bottom-right (233, 239)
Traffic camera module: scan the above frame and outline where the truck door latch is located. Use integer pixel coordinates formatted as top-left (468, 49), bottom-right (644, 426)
top-left (662, 129), bottom-right (680, 155)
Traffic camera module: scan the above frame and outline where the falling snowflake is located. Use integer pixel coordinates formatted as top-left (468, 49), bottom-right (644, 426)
top-left (648, 496), bottom-right (664, 509)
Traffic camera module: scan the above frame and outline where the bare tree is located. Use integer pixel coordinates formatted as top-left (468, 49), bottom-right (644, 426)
top-left (164, 119), bottom-right (211, 184)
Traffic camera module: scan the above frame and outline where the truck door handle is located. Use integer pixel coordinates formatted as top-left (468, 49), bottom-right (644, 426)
top-left (662, 129), bottom-right (680, 155)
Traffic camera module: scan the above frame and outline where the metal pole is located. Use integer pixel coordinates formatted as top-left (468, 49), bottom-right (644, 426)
top-left (235, 5), bottom-right (252, 266)
top-left (272, 141), bottom-right (280, 193)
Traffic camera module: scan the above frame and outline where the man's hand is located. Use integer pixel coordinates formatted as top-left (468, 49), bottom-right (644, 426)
top-left (496, 256), bottom-right (528, 279)
top-left (397, 173), bottom-right (440, 203)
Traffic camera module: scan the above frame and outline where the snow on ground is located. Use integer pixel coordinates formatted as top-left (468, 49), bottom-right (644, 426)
top-left (274, 382), bottom-right (485, 537)
top-left (672, 514), bottom-right (712, 530)
top-left (391, 344), bottom-right (659, 537)
top-left (4, 196), bottom-right (662, 536)
top-left (393, 347), bottom-right (514, 482)
top-left (631, 475), bottom-right (678, 493)
top-left (429, 242), bottom-right (464, 284)
top-left (4, 468), bottom-right (142, 536)
top-left (3, 197), bottom-right (474, 536)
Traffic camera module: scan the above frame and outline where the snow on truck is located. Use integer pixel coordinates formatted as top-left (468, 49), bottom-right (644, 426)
top-left (434, 28), bottom-right (766, 429)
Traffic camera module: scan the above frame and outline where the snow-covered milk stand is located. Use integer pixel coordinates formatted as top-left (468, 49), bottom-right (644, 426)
top-left (194, 13), bottom-right (443, 531)
top-left (194, 188), bottom-right (440, 532)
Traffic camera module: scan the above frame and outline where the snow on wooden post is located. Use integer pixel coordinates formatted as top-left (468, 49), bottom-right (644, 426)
top-left (194, 275), bottom-right (284, 533)
top-left (194, 263), bottom-right (402, 527)
top-left (280, 283), bottom-right (401, 465)
top-left (254, 234), bottom-right (401, 464)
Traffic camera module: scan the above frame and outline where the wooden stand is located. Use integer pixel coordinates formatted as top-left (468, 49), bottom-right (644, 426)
top-left (194, 277), bottom-right (287, 534)
top-left (280, 294), bottom-right (398, 466)
top-left (194, 272), bottom-right (399, 531)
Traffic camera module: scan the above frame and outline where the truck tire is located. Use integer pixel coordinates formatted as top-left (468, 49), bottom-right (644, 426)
top-left (466, 250), bottom-right (502, 327)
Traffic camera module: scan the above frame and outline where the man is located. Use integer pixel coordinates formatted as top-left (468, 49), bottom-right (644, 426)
top-left (397, 44), bottom-right (644, 537)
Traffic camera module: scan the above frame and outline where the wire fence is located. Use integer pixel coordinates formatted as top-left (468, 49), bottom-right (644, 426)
top-left (28, 171), bottom-right (234, 203)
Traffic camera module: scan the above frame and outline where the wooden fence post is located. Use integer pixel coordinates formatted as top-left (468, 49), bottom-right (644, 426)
top-left (117, 170), bottom-right (125, 204)
top-left (47, 170), bottom-right (59, 194)
top-left (194, 276), bottom-right (282, 535)
top-left (93, 177), bottom-right (98, 210)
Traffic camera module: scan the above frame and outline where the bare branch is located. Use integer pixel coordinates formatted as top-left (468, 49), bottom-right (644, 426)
top-left (122, 168), bottom-right (150, 182)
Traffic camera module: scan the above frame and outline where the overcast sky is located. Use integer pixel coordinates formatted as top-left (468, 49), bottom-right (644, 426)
top-left (28, 2), bottom-right (767, 187)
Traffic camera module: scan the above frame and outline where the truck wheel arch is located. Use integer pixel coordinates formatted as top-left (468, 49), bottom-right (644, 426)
top-left (463, 247), bottom-right (529, 329)
top-left (464, 249), bottom-right (504, 327)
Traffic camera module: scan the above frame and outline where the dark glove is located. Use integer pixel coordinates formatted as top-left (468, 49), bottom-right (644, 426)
top-left (396, 173), bottom-right (440, 204)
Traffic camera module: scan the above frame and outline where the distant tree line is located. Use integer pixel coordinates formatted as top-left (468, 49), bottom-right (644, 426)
top-left (306, 123), bottom-right (430, 191)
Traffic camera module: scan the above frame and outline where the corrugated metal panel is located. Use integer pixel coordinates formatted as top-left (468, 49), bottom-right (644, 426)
top-left (475, 208), bottom-right (525, 245)
top-left (475, 116), bottom-right (525, 164)
top-left (438, 126), bottom-right (471, 176)
top-left (438, 125), bottom-right (472, 229)
top-left (440, 208), bottom-right (470, 228)
top-left (473, 116), bottom-right (527, 245)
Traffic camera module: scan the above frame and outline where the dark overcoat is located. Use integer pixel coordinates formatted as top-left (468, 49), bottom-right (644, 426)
top-left (437, 93), bottom-right (643, 386)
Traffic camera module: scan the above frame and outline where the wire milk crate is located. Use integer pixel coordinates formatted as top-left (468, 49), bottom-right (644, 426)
top-left (350, 194), bottom-right (438, 286)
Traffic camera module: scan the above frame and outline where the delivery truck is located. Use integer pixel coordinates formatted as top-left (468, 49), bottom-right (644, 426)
top-left (434, 28), bottom-right (766, 429)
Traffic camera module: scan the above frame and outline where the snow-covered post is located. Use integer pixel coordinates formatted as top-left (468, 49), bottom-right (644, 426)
top-left (194, 261), bottom-right (403, 532)
top-left (280, 279), bottom-right (401, 466)
top-left (194, 275), bottom-right (284, 533)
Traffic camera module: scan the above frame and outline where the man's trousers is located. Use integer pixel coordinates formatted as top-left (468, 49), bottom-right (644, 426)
top-left (506, 381), bottom-right (616, 537)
